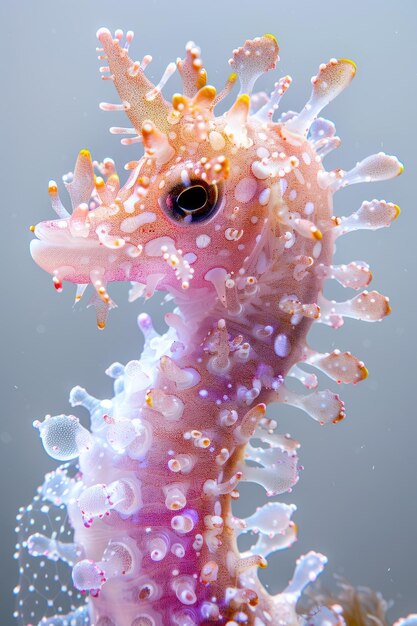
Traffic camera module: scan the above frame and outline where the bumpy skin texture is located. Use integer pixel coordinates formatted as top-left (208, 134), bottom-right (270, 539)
top-left (16, 27), bottom-right (409, 626)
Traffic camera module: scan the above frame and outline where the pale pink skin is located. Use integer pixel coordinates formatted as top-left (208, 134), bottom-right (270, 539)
top-left (23, 27), bottom-right (404, 626)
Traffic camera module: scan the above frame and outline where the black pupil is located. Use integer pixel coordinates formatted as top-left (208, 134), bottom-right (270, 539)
top-left (177, 185), bottom-right (207, 211)
top-left (165, 179), bottom-right (220, 223)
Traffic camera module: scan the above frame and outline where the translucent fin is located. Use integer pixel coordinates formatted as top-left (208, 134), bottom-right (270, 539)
top-left (27, 533), bottom-right (84, 567)
top-left (283, 551), bottom-right (327, 600)
top-left (304, 348), bottom-right (368, 384)
top-left (318, 290), bottom-right (391, 328)
top-left (317, 261), bottom-right (372, 289)
top-left (33, 414), bottom-right (93, 461)
top-left (244, 439), bottom-right (299, 496)
top-left (287, 364), bottom-right (318, 389)
top-left (308, 118), bottom-right (341, 157)
top-left (334, 199), bottom-right (400, 236)
top-left (319, 153), bottom-right (403, 191)
top-left (286, 58), bottom-right (356, 135)
top-left (72, 538), bottom-right (139, 593)
top-left (275, 385), bottom-right (346, 424)
top-left (229, 34), bottom-right (279, 95)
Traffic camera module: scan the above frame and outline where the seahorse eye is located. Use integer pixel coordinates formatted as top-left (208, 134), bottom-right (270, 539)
top-left (164, 179), bottom-right (221, 223)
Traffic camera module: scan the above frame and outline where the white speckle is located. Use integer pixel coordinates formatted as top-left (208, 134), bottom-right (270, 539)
top-left (234, 177), bottom-right (257, 203)
top-left (280, 179), bottom-right (288, 195)
top-left (251, 161), bottom-right (270, 180)
top-left (274, 333), bottom-right (291, 358)
top-left (181, 169), bottom-right (191, 187)
top-left (302, 151), bottom-right (312, 165)
top-left (209, 131), bottom-right (226, 150)
top-left (289, 189), bottom-right (297, 201)
top-left (313, 241), bottom-right (322, 258)
top-left (304, 202), bottom-right (314, 215)
top-left (120, 212), bottom-right (156, 233)
top-left (256, 146), bottom-right (269, 159)
top-left (184, 252), bottom-right (197, 264)
top-left (215, 224), bottom-right (221, 231)
top-left (259, 188), bottom-right (270, 206)
top-left (250, 215), bottom-right (258, 224)
top-left (196, 234), bottom-right (211, 249)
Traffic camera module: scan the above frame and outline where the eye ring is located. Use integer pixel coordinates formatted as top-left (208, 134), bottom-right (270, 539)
top-left (164, 179), bottom-right (221, 224)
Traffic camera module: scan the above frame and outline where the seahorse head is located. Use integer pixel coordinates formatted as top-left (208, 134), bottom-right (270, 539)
top-left (31, 29), bottom-right (401, 330)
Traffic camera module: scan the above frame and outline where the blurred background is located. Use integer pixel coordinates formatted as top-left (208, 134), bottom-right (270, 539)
top-left (1, 0), bottom-right (416, 622)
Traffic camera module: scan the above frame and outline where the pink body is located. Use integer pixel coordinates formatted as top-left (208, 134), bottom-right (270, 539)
top-left (16, 26), bottom-right (407, 626)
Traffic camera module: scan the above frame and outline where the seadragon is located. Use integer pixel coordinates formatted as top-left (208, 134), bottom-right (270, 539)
top-left (15, 26), bottom-right (414, 626)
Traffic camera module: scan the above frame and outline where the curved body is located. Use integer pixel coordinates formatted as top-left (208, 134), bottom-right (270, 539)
top-left (16, 27), bottom-right (410, 626)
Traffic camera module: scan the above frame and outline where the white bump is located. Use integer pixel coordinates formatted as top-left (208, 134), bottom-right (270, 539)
top-left (251, 161), bottom-right (269, 180)
top-left (183, 252), bottom-right (197, 264)
top-left (209, 131), bottom-right (226, 150)
top-left (259, 188), bottom-right (270, 206)
top-left (280, 179), bottom-right (288, 195)
top-left (274, 333), bottom-right (291, 358)
top-left (196, 234), bottom-right (211, 249)
top-left (313, 241), bottom-right (322, 258)
top-left (234, 177), bottom-right (257, 203)
top-left (256, 146), bottom-right (270, 159)
top-left (120, 212), bottom-right (156, 233)
top-left (302, 151), bottom-right (312, 165)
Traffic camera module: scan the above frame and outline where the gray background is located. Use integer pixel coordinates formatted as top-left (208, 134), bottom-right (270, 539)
top-left (1, 0), bottom-right (416, 622)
